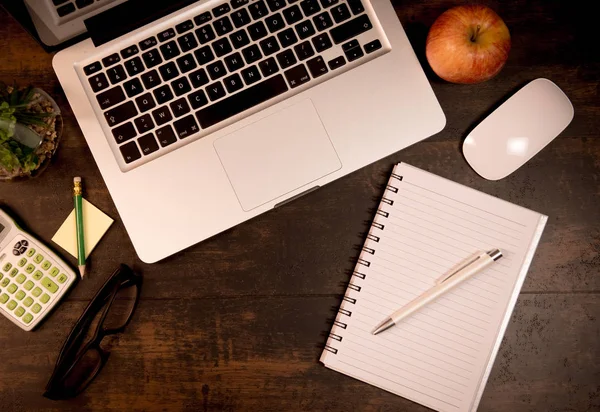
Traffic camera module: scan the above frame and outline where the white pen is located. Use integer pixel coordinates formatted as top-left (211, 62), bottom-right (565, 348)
top-left (372, 249), bottom-right (503, 336)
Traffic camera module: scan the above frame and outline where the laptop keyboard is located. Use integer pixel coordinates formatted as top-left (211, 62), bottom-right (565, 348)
top-left (80, 0), bottom-right (389, 171)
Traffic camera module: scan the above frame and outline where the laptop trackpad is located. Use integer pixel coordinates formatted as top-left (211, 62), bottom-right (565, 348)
top-left (214, 99), bottom-right (342, 211)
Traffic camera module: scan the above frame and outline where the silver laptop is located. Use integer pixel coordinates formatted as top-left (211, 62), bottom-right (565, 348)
top-left (53, 0), bottom-right (446, 263)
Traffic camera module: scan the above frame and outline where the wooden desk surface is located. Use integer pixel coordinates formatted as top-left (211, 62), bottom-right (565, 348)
top-left (0, 1), bottom-right (598, 411)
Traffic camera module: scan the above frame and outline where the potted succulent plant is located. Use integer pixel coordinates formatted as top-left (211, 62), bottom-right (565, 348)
top-left (0, 82), bottom-right (62, 181)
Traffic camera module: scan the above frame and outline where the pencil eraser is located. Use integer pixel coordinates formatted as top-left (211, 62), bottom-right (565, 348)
top-left (74, 177), bottom-right (81, 183)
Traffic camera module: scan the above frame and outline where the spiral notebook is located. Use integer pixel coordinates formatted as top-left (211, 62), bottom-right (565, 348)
top-left (321, 163), bottom-right (547, 412)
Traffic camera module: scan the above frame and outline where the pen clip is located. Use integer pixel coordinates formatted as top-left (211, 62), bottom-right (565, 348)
top-left (436, 254), bottom-right (481, 284)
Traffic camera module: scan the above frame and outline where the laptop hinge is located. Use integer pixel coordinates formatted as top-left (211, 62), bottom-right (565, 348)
top-left (85, 0), bottom-right (201, 47)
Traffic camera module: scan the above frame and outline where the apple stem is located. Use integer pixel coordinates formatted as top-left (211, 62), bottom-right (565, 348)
top-left (470, 25), bottom-right (481, 42)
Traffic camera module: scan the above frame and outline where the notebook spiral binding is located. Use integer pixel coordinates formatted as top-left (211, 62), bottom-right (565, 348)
top-left (324, 173), bottom-right (403, 356)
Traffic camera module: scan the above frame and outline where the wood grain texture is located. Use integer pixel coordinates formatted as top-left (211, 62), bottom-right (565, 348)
top-left (0, 0), bottom-right (599, 411)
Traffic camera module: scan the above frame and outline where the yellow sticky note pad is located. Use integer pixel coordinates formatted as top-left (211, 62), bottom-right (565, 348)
top-left (52, 198), bottom-right (113, 259)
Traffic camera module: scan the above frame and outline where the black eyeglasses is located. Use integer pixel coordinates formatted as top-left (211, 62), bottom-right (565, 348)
top-left (44, 264), bottom-right (142, 400)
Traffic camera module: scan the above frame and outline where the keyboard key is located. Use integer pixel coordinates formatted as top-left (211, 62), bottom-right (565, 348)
top-left (40, 294), bottom-right (50, 304)
top-left (23, 296), bottom-right (33, 307)
top-left (34, 254), bottom-right (43, 264)
top-left (124, 57), bottom-right (144, 76)
top-left (32, 287), bottom-right (42, 298)
top-left (176, 20), bottom-right (195, 34)
top-left (206, 82), bottom-right (227, 101)
top-left (137, 133), bottom-right (159, 155)
top-left (16, 273), bottom-right (26, 284)
top-left (123, 77), bottom-right (144, 97)
top-left (41, 277), bottom-right (58, 294)
top-left (231, 9), bottom-right (251, 27)
top-left (188, 90), bottom-right (208, 109)
top-left (241, 65), bottom-right (261, 85)
top-left (134, 114), bottom-right (155, 133)
top-left (347, 0), bottom-right (364, 15)
top-left (102, 53), bottom-right (121, 68)
top-left (364, 39), bottom-right (382, 53)
top-left (160, 41), bottom-right (181, 60)
top-left (156, 125), bottom-right (177, 147)
top-left (342, 39), bottom-right (359, 51)
top-left (57, 3), bottom-right (76, 17)
top-left (207, 61), bottom-right (227, 80)
top-left (57, 273), bottom-right (68, 284)
top-left (0, 294), bottom-right (7, 304)
top-left (14, 306), bottom-right (25, 317)
top-left (15, 290), bottom-right (25, 300)
top-left (213, 16), bottom-right (234, 36)
top-left (295, 20), bottom-right (315, 40)
top-left (282, 5), bottom-right (302, 25)
top-left (194, 11), bottom-right (212, 25)
top-left (328, 55), bottom-right (346, 69)
top-left (158, 28), bottom-right (176, 42)
top-left (24, 280), bottom-right (34, 291)
top-left (178, 33), bottom-right (199, 52)
top-left (313, 11), bottom-right (333, 31)
top-left (1, 278), bottom-right (9, 287)
top-left (107, 65), bottom-right (127, 84)
top-left (265, 13), bottom-right (285, 33)
top-left (189, 68), bottom-right (210, 88)
top-left (142, 49), bottom-right (163, 68)
top-left (176, 54), bottom-right (198, 74)
top-left (105, 101), bottom-right (138, 127)
top-left (76, 0), bottom-right (93, 8)
top-left (231, 0), bottom-right (249, 9)
top-left (173, 115), bottom-right (200, 138)
top-left (196, 74), bottom-right (288, 128)
top-left (120, 45), bottom-right (139, 59)
top-left (159, 62), bottom-right (180, 81)
top-left (25, 264), bottom-right (35, 274)
top-left (6, 300), bottom-right (17, 310)
top-left (277, 28), bottom-right (298, 48)
top-left (141, 70), bottom-right (161, 89)
top-left (49, 267), bottom-right (59, 277)
top-left (230, 30), bottom-right (250, 49)
top-left (33, 270), bottom-right (43, 280)
top-left (293, 41), bottom-right (315, 60)
top-left (267, 0), bottom-right (286, 11)
top-left (223, 73), bottom-right (244, 93)
top-left (312, 32), bottom-right (332, 52)
top-left (152, 106), bottom-right (173, 126)
top-left (306, 55), bottom-right (328, 77)
top-left (259, 57), bottom-right (279, 76)
top-left (212, 38), bottom-right (233, 57)
top-left (23, 313), bottom-right (33, 324)
top-left (171, 77), bottom-right (192, 96)
top-left (344, 44), bottom-right (364, 61)
top-left (170, 98), bottom-right (191, 117)
top-left (135, 93), bottom-right (157, 113)
top-left (248, 21), bottom-right (268, 41)
top-left (3, 262), bottom-right (12, 272)
top-left (284, 64), bottom-right (310, 88)
top-left (331, 3), bottom-right (351, 23)
top-left (259, 36), bottom-right (280, 56)
top-left (276, 49), bottom-right (297, 69)
top-left (120, 141), bottom-right (142, 163)
top-left (242, 44), bottom-right (262, 64)
top-left (213, 3), bottom-right (231, 17)
top-left (153, 85), bottom-right (174, 104)
top-left (32, 303), bottom-right (41, 314)
top-left (89, 73), bottom-right (109, 92)
top-left (320, 0), bottom-right (338, 7)
top-left (300, 0), bottom-right (321, 16)
top-left (194, 46), bottom-right (215, 65)
top-left (112, 122), bottom-right (137, 144)
top-left (140, 36), bottom-right (157, 50)
top-left (196, 24), bottom-right (216, 44)
top-left (18, 258), bottom-right (27, 267)
top-left (83, 62), bottom-right (101, 75)
top-left (97, 86), bottom-right (126, 110)
top-left (330, 14), bottom-right (372, 43)
top-left (10, 268), bottom-right (18, 277)
top-left (224, 52), bottom-right (245, 72)
top-left (26, 248), bottom-right (35, 257)
top-left (249, 1), bottom-right (269, 19)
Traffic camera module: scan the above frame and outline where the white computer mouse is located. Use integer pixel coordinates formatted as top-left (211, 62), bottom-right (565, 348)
top-left (463, 78), bottom-right (574, 180)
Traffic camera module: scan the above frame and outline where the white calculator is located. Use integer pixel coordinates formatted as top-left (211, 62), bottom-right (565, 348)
top-left (0, 208), bottom-right (77, 331)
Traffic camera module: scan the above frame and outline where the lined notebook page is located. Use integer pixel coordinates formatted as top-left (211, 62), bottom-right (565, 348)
top-left (321, 163), bottom-right (547, 412)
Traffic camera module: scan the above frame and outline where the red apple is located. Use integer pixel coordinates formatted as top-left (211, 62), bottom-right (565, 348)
top-left (425, 5), bottom-right (511, 84)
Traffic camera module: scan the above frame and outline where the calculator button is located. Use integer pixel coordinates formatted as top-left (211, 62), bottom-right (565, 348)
top-left (23, 313), bottom-right (33, 324)
top-left (16, 274), bottom-right (26, 284)
top-left (33, 270), bottom-right (43, 280)
top-left (19, 246), bottom-right (27, 254)
top-left (7, 284), bottom-right (17, 294)
top-left (23, 297), bottom-right (33, 307)
top-left (15, 290), bottom-right (25, 300)
top-left (20, 240), bottom-right (28, 247)
top-left (25, 264), bottom-right (35, 274)
top-left (41, 277), bottom-right (58, 294)
top-left (14, 241), bottom-right (22, 249)
top-left (9, 268), bottom-right (18, 277)
top-left (7, 300), bottom-right (17, 310)
top-left (40, 294), bottom-right (50, 304)
top-left (0, 293), bottom-right (8, 304)
top-left (13, 249), bottom-right (20, 256)
top-left (57, 274), bottom-right (68, 284)
top-left (32, 287), bottom-right (42, 297)
top-left (18, 258), bottom-right (27, 267)
top-left (34, 254), bottom-right (44, 264)
top-left (50, 267), bottom-right (60, 277)
top-left (1, 278), bottom-right (9, 287)
top-left (14, 306), bottom-right (25, 317)
top-left (32, 303), bottom-right (41, 314)
top-left (26, 248), bottom-right (35, 257)
top-left (2, 263), bottom-right (11, 272)
top-left (24, 280), bottom-right (34, 291)
top-left (42, 260), bottom-right (52, 271)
